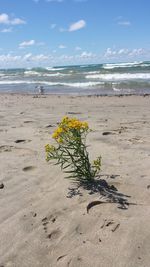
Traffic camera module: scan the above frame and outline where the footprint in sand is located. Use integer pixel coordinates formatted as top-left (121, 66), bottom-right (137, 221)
top-left (0, 145), bottom-right (14, 152)
top-left (44, 124), bottom-right (55, 128)
top-left (0, 183), bottom-right (4, 189)
top-left (22, 166), bottom-right (36, 172)
top-left (57, 254), bottom-right (67, 262)
top-left (23, 120), bottom-right (34, 123)
top-left (41, 214), bottom-right (62, 241)
top-left (0, 145), bottom-right (36, 156)
top-left (42, 214), bottom-right (57, 233)
top-left (15, 139), bottom-right (31, 143)
top-left (67, 257), bottom-right (83, 266)
top-left (47, 229), bottom-right (61, 240)
top-left (101, 219), bottom-right (120, 232)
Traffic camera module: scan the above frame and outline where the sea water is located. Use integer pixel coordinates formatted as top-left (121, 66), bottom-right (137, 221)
top-left (0, 61), bottom-right (150, 95)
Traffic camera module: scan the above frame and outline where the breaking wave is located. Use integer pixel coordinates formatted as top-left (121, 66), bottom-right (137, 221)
top-left (86, 73), bottom-right (150, 81)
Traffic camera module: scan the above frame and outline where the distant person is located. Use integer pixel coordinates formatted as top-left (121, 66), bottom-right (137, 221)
top-left (38, 86), bottom-right (44, 95)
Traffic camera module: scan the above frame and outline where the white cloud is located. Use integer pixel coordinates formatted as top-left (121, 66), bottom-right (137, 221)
top-left (19, 40), bottom-right (35, 48)
top-left (118, 21), bottom-right (131, 26)
top-left (104, 48), bottom-right (116, 57)
top-left (23, 53), bottom-right (32, 60)
top-left (77, 51), bottom-right (95, 59)
top-left (104, 47), bottom-right (146, 59)
top-left (128, 48), bottom-right (144, 57)
top-left (59, 54), bottom-right (74, 60)
top-left (69, 19), bottom-right (86, 32)
top-left (118, 48), bottom-right (129, 55)
top-left (0, 54), bottom-right (21, 64)
top-left (0, 13), bottom-right (9, 24)
top-left (58, 19), bottom-right (86, 33)
top-left (0, 13), bottom-right (26, 25)
top-left (1, 28), bottom-right (12, 33)
top-left (0, 53), bottom-right (52, 68)
top-left (115, 16), bottom-right (131, 26)
top-left (32, 54), bottom-right (50, 61)
top-left (58, 44), bottom-right (66, 49)
top-left (0, 50), bottom-right (97, 68)
top-left (11, 18), bottom-right (26, 25)
top-left (23, 53), bottom-right (50, 62)
top-left (75, 46), bottom-right (82, 51)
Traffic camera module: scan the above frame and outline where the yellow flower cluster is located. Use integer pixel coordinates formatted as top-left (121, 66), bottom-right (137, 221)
top-left (45, 144), bottom-right (55, 152)
top-left (61, 116), bottom-right (89, 130)
top-left (52, 127), bottom-right (63, 139)
top-left (52, 116), bottom-right (89, 141)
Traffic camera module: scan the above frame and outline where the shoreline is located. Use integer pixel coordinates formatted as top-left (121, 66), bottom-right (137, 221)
top-left (0, 91), bottom-right (150, 97)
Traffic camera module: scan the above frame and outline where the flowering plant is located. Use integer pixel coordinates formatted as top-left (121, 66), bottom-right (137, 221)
top-left (45, 116), bottom-right (101, 183)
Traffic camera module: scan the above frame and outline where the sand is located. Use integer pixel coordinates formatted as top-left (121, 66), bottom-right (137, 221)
top-left (0, 93), bottom-right (150, 267)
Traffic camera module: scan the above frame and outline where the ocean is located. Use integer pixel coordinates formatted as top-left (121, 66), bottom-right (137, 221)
top-left (0, 61), bottom-right (150, 95)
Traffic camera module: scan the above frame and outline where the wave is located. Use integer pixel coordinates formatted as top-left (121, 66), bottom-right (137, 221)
top-left (0, 80), bottom-right (36, 85)
top-left (0, 80), bottom-right (104, 88)
top-left (45, 67), bottom-right (66, 71)
top-left (102, 61), bottom-right (147, 69)
top-left (112, 87), bottom-right (121, 92)
top-left (24, 71), bottom-right (70, 77)
top-left (24, 71), bottom-right (41, 76)
top-left (86, 73), bottom-right (150, 81)
top-left (103, 61), bottom-right (143, 69)
top-left (84, 71), bottom-right (100, 74)
top-left (61, 81), bottom-right (104, 88)
top-left (41, 81), bottom-right (104, 88)
top-left (42, 72), bottom-right (70, 77)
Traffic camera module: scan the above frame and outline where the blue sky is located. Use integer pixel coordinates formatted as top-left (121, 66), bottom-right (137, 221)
top-left (0, 0), bottom-right (150, 67)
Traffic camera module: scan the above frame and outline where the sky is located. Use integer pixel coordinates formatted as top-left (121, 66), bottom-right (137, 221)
top-left (0, 0), bottom-right (150, 68)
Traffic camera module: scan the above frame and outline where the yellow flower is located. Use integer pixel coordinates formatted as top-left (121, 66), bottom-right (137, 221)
top-left (81, 121), bottom-right (89, 129)
top-left (68, 120), bottom-right (82, 129)
top-left (52, 117), bottom-right (89, 141)
top-left (52, 127), bottom-right (64, 139)
top-left (61, 116), bottom-right (69, 124)
top-left (62, 117), bottom-right (89, 130)
top-left (45, 144), bottom-right (55, 152)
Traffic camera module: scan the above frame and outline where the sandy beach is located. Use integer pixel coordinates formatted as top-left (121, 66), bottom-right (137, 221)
top-left (0, 93), bottom-right (150, 267)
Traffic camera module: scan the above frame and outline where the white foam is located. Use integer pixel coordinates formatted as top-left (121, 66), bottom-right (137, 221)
top-left (63, 81), bottom-right (104, 88)
top-left (86, 73), bottom-right (150, 81)
top-left (85, 71), bottom-right (100, 74)
top-left (0, 80), bottom-right (103, 88)
top-left (112, 87), bottom-right (121, 92)
top-left (0, 80), bottom-right (36, 85)
top-left (46, 67), bottom-right (66, 71)
top-left (103, 61), bottom-right (143, 69)
top-left (24, 70), bottom-right (70, 77)
top-left (24, 71), bottom-right (41, 76)
top-left (41, 81), bottom-right (104, 88)
top-left (42, 72), bottom-right (70, 77)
